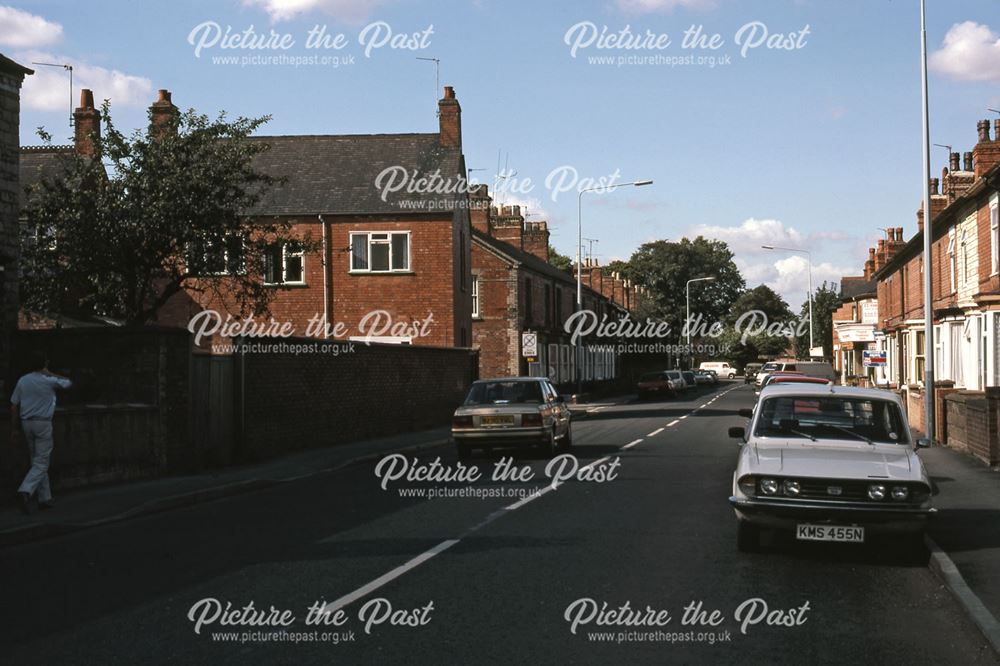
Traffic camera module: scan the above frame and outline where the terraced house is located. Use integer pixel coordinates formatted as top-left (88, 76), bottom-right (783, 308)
top-left (874, 118), bottom-right (1000, 461)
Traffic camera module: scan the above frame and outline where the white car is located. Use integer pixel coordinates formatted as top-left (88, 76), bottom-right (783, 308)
top-left (728, 384), bottom-right (934, 553)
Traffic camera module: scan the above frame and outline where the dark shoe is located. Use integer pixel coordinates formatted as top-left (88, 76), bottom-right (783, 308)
top-left (18, 492), bottom-right (31, 515)
top-left (38, 500), bottom-right (54, 511)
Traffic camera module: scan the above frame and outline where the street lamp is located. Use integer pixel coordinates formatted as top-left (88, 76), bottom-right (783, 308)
top-left (762, 245), bottom-right (815, 357)
top-left (575, 178), bottom-right (653, 395)
top-left (686, 276), bottom-right (716, 369)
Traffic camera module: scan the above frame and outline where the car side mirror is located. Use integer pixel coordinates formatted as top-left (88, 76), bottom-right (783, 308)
top-left (728, 426), bottom-right (745, 440)
top-left (738, 408), bottom-right (753, 418)
top-left (916, 437), bottom-right (931, 449)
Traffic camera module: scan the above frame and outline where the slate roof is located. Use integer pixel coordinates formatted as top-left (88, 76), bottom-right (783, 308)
top-left (839, 275), bottom-right (875, 300)
top-left (19, 145), bottom-right (73, 207)
top-left (247, 133), bottom-right (465, 216)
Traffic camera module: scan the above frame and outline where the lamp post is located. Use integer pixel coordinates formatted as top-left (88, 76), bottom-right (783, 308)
top-left (686, 277), bottom-right (716, 369)
top-left (762, 245), bottom-right (815, 356)
top-left (575, 179), bottom-right (653, 395)
top-left (919, 0), bottom-right (935, 441)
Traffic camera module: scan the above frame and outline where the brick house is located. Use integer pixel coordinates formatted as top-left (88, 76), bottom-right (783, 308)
top-left (470, 184), bottom-right (640, 387)
top-left (0, 54), bottom-right (32, 392)
top-left (153, 86), bottom-right (474, 347)
top-left (876, 120), bottom-right (1000, 394)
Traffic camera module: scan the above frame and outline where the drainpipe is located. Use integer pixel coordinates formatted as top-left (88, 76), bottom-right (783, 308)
top-left (319, 215), bottom-right (330, 338)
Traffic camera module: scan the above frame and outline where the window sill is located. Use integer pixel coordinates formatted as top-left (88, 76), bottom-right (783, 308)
top-left (348, 270), bottom-right (415, 276)
top-left (264, 282), bottom-right (308, 288)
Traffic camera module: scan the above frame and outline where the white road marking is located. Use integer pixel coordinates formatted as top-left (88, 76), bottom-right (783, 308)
top-left (580, 456), bottom-right (611, 471)
top-left (623, 438), bottom-right (643, 449)
top-left (505, 483), bottom-right (558, 510)
top-left (647, 427), bottom-right (665, 437)
top-left (679, 415), bottom-right (688, 420)
top-left (322, 539), bottom-right (460, 615)
top-left (667, 419), bottom-right (680, 426)
top-left (699, 403), bottom-right (708, 408)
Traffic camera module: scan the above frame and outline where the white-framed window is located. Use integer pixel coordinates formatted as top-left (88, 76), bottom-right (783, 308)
top-left (991, 202), bottom-right (999, 276)
top-left (947, 228), bottom-right (956, 293)
top-left (264, 241), bottom-right (304, 285)
top-left (187, 233), bottom-right (245, 276)
top-left (350, 231), bottom-right (410, 273)
top-left (472, 275), bottom-right (480, 318)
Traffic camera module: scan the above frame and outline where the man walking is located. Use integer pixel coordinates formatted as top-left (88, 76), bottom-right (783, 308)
top-left (11, 352), bottom-right (72, 514)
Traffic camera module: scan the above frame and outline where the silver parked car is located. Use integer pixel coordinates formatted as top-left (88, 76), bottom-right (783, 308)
top-left (452, 377), bottom-right (572, 459)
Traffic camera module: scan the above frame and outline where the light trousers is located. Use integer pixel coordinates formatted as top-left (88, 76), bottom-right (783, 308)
top-left (18, 420), bottom-right (54, 503)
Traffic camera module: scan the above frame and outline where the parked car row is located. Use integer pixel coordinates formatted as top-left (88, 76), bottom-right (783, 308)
top-left (636, 368), bottom-right (721, 400)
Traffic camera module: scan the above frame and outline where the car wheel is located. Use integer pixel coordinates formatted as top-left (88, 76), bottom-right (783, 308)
top-left (728, 373), bottom-right (735, 379)
top-left (737, 520), bottom-right (760, 553)
top-left (539, 431), bottom-right (558, 459)
top-left (457, 443), bottom-right (472, 460)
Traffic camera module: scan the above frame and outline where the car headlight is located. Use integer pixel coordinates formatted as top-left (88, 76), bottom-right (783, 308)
top-left (737, 476), bottom-right (756, 497)
top-left (760, 478), bottom-right (779, 495)
top-left (868, 484), bottom-right (887, 501)
top-left (891, 486), bottom-right (909, 501)
top-left (783, 479), bottom-right (801, 497)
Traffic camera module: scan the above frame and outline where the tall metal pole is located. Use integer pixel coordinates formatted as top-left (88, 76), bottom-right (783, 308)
top-left (576, 190), bottom-right (584, 396)
top-left (807, 252), bottom-right (814, 354)
top-left (920, 0), bottom-right (936, 441)
top-left (686, 281), bottom-right (691, 370)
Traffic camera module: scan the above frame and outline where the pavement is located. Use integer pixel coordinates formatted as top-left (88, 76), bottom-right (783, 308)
top-left (1, 381), bottom-right (998, 664)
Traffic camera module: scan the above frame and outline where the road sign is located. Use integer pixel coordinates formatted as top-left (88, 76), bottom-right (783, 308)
top-left (863, 350), bottom-right (887, 367)
top-left (522, 332), bottom-right (537, 357)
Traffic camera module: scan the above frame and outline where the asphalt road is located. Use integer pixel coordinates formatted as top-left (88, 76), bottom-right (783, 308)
top-left (2, 381), bottom-right (996, 665)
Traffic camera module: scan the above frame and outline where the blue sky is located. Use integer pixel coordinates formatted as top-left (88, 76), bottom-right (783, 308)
top-left (5, 0), bottom-right (1000, 306)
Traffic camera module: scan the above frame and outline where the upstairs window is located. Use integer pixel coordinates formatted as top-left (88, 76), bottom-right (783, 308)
top-left (350, 232), bottom-right (410, 272)
top-left (264, 241), bottom-right (304, 285)
top-left (991, 203), bottom-right (999, 276)
top-left (187, 233), bottom-right (245, 276)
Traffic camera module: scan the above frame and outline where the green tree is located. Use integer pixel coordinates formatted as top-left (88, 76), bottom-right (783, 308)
top-left (719, 285), bottom-right (794, 369)
top-left (794, 281), bottom-right (841, 360)
top-left (616, 236), bottom-right (745, 339)
top-left (21, 103), bottom-right (312, 325)
top-left (548, 245), bottom-right (573, 271)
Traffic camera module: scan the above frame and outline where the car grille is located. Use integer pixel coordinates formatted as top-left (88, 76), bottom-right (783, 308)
top-left (797, 479), bottom-right (870, 501)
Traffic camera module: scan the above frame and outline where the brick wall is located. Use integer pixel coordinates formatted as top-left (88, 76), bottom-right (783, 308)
top-left (240, 338), bottom-right (478, 459)
top-left (472, 242), bottom-right (519, 378)
top-left (0, 62), bottom-right (28, 397)
top-left (161, 214), bottom-right (470, 348)
top-left (944, 389), bottom-right (1000, 466)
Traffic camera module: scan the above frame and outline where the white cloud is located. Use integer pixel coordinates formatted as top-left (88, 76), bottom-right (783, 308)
top-left (615, 0), bottom-right (717, 14)
top-left (243, 0), bottom-right (386, 23)
top-left (929, 21), bottom-right (1000, 83)
top-left (19, 50), bottom-right (153, 112)
top-left (688, 217), bottom-right (805, 255)
top-left (0, 5), bottom-right (63, 48)
top-left (737, 255), bottom-right (851, 306)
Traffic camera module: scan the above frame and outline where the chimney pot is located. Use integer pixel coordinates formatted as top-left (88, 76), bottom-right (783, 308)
top-left (157, 89), bottom-right (171, 103)
top-left (950, 152), bottom-right (960, 172)
top-left (443, 86), bottom-right (455, 99)
top-left (73, 88), bottom-right (101, 157)
top-left (930, 177), bottom-right (939, 195)
top-left (963, 151), bottom-right (974, 172)
top-left (978, 119), bottom-right (991, 143)
top-left (995, 119), bottom-right (1000, 143)
top-left (79, 88), bottom-right (95, 109)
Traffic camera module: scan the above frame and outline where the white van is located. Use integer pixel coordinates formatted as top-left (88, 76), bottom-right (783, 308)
top-left (755, 360), bottom-right (836, 386)
top-left (699, 361), bottom-right (736, 379)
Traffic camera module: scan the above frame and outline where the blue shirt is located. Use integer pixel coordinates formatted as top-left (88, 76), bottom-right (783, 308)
top-left (11, 372), bottom-right (72, 420)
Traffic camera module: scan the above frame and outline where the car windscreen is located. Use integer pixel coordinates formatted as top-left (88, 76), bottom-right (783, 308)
top-left (639, 373), bottom-right (664, 382)
top-left (760, 363), bottom-right (780, 372)
top-left (464, 381), bottom-right (544, 405)
top-left (754, 396), bottom-right (907, 444)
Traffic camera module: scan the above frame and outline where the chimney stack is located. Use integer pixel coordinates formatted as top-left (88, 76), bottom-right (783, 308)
top-left (523, 220), bottom-right (550, 262)
top-left (470, 184), bottom-right (492, 235)
top-left (973, 117), bottom-right (1000, 180)
top-left (438, 86), bottom-right (461, 148)
top-left (491, 204), bottom-right (524, 249)
top-left (149, 89), bottom-right (178, 139)
top-left (73, 89), bottom-right (101, 157)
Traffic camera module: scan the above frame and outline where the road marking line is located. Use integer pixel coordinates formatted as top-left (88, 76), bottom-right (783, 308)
top-left (647, 427), bottom-right (665, 437)
top-left (667, 419), bottom-right (680, 426)
top-left (505, 484), bottom-right (558, 510)
top-left (579, 456), bottom-right (611, 472)
top-left (623, 438), bottom-right (643, 449)
top-left (699, 403), bottom-right (708, 408)
top-left (322, 538), bottom-right (460, 615)
top-left (680, 415), bottom-right (688, 420)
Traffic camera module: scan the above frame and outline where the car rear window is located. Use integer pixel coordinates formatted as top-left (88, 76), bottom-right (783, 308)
top-left (754, 396), bottom-right (907, 444)
top-left (640, 372), bottom-right (664, 382)
top-left (465, 381), bottom-right (544, 405)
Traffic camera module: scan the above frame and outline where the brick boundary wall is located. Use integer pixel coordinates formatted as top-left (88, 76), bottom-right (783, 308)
top-left (944, 389), bottom-right (1000, 467)
top-left (239, 337), bottom-right (479, 460)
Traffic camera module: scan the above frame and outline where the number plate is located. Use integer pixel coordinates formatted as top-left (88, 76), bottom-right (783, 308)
top-left (481, 415), bottom-right (514, 426)
top-left (796, 524), bottom-right (865, 543)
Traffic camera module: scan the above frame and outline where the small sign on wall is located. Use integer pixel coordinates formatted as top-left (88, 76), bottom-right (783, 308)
top-left (522, 332), bottom-right (538, 357)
